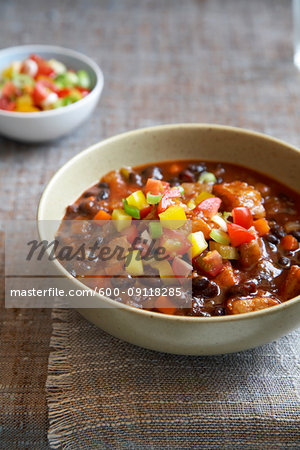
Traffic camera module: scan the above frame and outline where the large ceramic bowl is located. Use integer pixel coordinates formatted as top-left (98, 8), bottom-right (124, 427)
top-left (38, 124), bottom-right (300, 355)
top-left (0, 45), bottom-right (103, 142)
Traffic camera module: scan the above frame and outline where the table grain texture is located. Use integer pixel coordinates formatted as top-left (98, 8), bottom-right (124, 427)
top-left (0, 0), bottom-right (299, 447)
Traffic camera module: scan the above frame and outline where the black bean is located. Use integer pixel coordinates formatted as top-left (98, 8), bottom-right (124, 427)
top-left (291, 230), bottom-right (300, 241)
top-left (187, 163), bottom-right (207, 174)
top-left (216, 177), bottom-right (223, 184)
top-left (98, 182), bottom-right (109, 189)
top-left (79, 198), bottom-right (100, 216)
top-left (270, 224), bottom-right (285, 239)
top-left (179, 169), bottom-right (196, 183)
top-left (141, 166), bottom-right (163, 181)
top-left (66, 204), bottom-right (79, 218)
top-left (139, 266), bottom-right (161, 287)
top-left (227, 281), bottom-right (257, 298)
top-left (192, 276), bottom-right (209, 294)
top-left (110, 275), bottom-right (136, 289)
top-left (278, 192), bottom-right (295, 205)
top-left (169, 177), bottom-right (180, 187)
top-left (84, 184), bottom-right (110, 200)
top-left (129, 172), bottom-right (143, 186)
top-left (202, 281), bottom-right (220, 298)
top-left (265, 234), bottom-right (280, 245)
top-left (214, 306), bottom-right (226, 316)
top-left (278, 256), bottom-right (291, 269)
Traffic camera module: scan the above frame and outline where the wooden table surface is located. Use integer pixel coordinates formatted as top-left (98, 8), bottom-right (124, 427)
top-left (0, 0), bottom-right (299, 446)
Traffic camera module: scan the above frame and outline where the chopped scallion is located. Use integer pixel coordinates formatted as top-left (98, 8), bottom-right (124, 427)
top-left (209, 228), bottom-right (231, 245)
top-left (198, 172), bottom-right (217, 184)
top-left (146, 192), bottom-right (163, 204)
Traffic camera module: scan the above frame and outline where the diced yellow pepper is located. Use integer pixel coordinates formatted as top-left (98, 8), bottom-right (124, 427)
top-left (187, 199), bottom-right (196, 210)
top-left (15, 104), bottom-right (40, 112)
top-left (194, 192), bottom-right (214, 205)
top-left (2, 65), bottom-right (14, 79)
top-left (112, 208), bottom-right (132, 231)
top-left (68, 88), bottom-right (82, 101)
top-left (159, 206), bottom-right (187, 230)
top-left (125, 250), bottom-right (144, 276)
top-left (126, 190), bottom-right (148, 210)
top-left (16, 95), bottom-right (33, 108)
top-left (151, 260), bottom-right (174, 284)
top-left (188, 231), bottom-right (208, 258)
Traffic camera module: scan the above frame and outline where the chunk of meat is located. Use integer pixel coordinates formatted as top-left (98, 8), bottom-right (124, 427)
top-left (226, 295), bottom-right (280, 314)
top-left (215, 262), bottom-right (240, 289)
top-left (280, 265), bottom-right (300, 300)
top-left (213, 181), bottom-right (265, 218)
top-left (239, 238), bottom-right (263, 268)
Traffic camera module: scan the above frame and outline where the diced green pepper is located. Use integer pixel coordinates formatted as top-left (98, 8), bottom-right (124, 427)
top-left (122, 199), bottom-right (140, 219)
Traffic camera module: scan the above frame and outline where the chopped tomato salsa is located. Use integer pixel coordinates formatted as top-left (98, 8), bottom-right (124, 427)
top-left (0, 54), bottom-right (92, 112)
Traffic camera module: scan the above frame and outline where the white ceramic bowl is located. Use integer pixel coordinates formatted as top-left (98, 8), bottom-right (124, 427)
top-left (0, 45), bottom-right (103, 142)
top-left (38, 124), bottom-right (300, 355)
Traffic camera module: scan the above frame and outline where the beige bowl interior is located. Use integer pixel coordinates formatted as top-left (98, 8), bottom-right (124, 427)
top-left (38, 124), bottom-right (300, 355)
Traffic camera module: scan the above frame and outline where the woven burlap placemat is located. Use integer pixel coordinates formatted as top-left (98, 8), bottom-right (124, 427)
top-left (47, 309), bottom-right (300, 449)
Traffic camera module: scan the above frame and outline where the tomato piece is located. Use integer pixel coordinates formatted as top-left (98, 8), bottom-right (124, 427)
top-left (122, 224), bottom-right (138, 243)
top-left (172, 256), bottom-right (193, 280)
top-left (144, 178), bottom-right (164, 195)
top-left (154, 296), bottom-right (177, 315)
top-left (57, 88), bottom-right (72, 98)
top-left (0, 97), bottom-right (16, 111)
top-left (194, 250), bottom-right (224, 277)
top-left (195, 197), bottom-right (222, 219)
top-left (37, 77), bottom-right (59, 93)
top-left (160, 229), bottom-right (191, 257)
top-left (76, 86), bottom-right (90, 96)
top-left (32, 82), bottom-right (49, 105)
top-left (232, 207), bottom-right (253, 229)
top-left (227, 223), bottom-right (256, 247)
top-left (161, 181), bottom-right (170, 191)
top-left (281, 235), bottom-right (299, 251)
top-left (30, 54), bottom-right (54, 77)
top-left (2, 81), bottom-right (18, 99)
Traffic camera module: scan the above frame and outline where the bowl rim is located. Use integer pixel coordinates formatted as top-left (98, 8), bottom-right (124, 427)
top-left (37, 123), bottom-right (300, 323)
top-left (0, 44), bottom-right (104, 118)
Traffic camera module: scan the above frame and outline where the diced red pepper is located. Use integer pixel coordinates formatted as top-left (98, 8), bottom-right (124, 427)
top-left (194, 250), bottom-right (224, 277)
top-left (144, 178), bottom-right (164, 195)
top-left (232, 206), bottom-right (253, 229)
top-left (157, 188), bottom-right (182, 214)
top-left (227, 223), bottom-right (256, 247)
top-left (139, 205), bottom-right (153, 219)
top-left (195, 197), bottom-right (222, 219)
